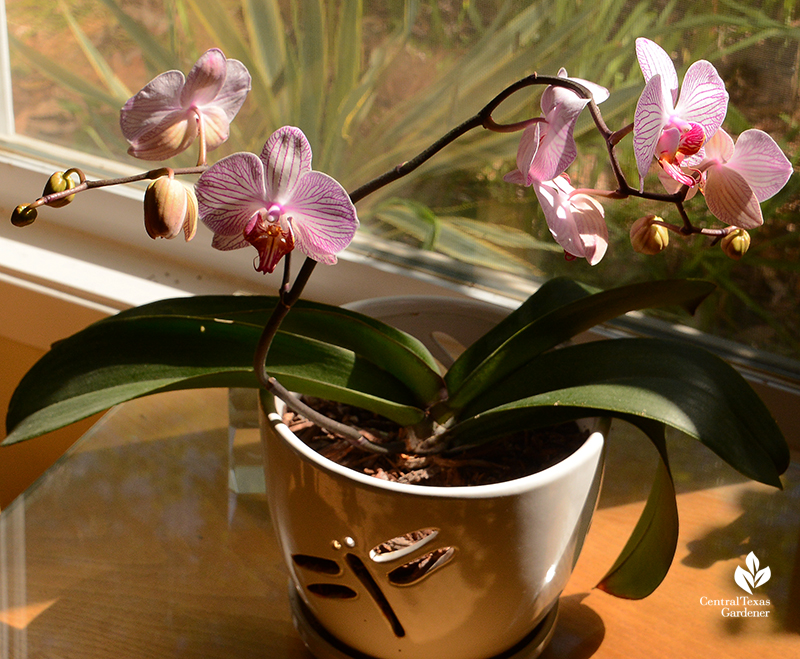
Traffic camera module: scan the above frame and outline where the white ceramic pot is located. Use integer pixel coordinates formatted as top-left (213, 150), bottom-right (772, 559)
top-left (260, 296), bottom-right (606, 659)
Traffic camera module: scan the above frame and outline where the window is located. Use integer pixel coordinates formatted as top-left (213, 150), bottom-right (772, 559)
top-left (1, 0), bottom-right (798, 376)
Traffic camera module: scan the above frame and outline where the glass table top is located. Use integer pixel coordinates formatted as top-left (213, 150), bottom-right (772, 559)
top-left (1, 388), bottom-right (798, 658)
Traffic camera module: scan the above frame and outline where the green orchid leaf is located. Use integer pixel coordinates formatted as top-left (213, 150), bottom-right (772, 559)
top-left (456, 338), bottom-right (788, 483)
top-left (444, 279), bottom-right (716, 412)
top-left (446, 277), bottom-right (595, 393)
top-left (3, 298), bottom-right (441, 445)
top-left (597, 419), bottom-right (679, 599)
top-left (114, 295), bottom-right (443, 403)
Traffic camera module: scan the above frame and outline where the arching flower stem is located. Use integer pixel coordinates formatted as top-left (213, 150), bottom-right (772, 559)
top-left (26, 166), bottom-right (207, 210)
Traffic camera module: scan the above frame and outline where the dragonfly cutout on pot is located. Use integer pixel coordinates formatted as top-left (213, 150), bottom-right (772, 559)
top-left (291, 528), bottom-right (457, 638)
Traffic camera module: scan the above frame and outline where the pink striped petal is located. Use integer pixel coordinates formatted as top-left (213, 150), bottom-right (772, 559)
top-left (704, 165), bottom-right (763, 228)
top-left (726, 130), bottom-right (793, 202)
top-left (634, 74), bottom-right (670, 189)
top-left (196, 152), bottom-right (267, 236)
top-left (702, 126), bottom-right (735, 163)
top-left (533, 91), bottom-right (588, 182)
top-left (636, 38), bottom-right (679, 104)
top-left (533, 177), bottom-right (607, 265)
top-left (511, 123), bottom-right (541, 186)
top-left (285, 171), bottom-right (359, 263)
top-left (674, 60), bottom-right (728, 139)
top-left (211, 232), bottom-right (249, 251)
top-left (569, 193), bottom-right (608, 265)
top-left (261, 126), bottom-right (313, 203)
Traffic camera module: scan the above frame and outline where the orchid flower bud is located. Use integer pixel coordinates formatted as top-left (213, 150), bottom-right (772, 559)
top-left (143, 175), bottom-right (198, 241)
top-left (630, 215), bottom-right (669, 255)
top-left (43, 171), bottom-right (77, 208)
top-left (721, 228), bottom-right (751, 260)
top-left (11, 204), bottom-right (37, 227)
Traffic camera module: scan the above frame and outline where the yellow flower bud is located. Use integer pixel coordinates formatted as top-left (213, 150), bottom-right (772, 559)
top-left (630, 215), bottom-right (669, 255)
top-left (43, 171), bottom-right (77, 208)
top-left (143, 176), bottom-right (197, 241)
top-left (11, 204), bottom-right (37, 227)
top-left (720, 229), bottom-right (750, 260)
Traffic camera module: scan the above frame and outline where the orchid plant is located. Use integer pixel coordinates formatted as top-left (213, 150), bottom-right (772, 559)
top-left (4, 39), bottom-right (791, 600)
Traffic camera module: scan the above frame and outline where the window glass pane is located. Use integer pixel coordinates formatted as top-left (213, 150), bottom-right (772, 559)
top-left (5, 0), bottom-right (799, 363)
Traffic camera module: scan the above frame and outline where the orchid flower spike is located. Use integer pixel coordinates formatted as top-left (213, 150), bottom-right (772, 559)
top-left (120, 48), bottom-right (251, 162)
top-left (633, 38), bottom-right (728, 191)
top-left (699, 128), bottom-right (793, 229)
top-left (505, 69), bottom-right (609, 186)
top-left (195, 126), bottom-right (359, 274)
top-left (532, 175), bottom-right (608, 265)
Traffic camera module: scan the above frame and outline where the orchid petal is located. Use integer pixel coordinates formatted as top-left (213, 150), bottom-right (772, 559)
top-left (285, 171), bottom-right (359, 264)
top-left (674, 60), bottom-right (728, 139)
top-left (502, 169), bottom-right (527, 186)
top-left (180, 48), bottom-right (227, 107)
top-left (634, 74), bottom-right (670, 189)
top-left (120, 70), bottom-right (185, 145)
top-left (120, 49), bottom-right (251, 160)
top-left (261, 126), bottom-right (313, 203)
top-left (636, 38), bottom-right (679, 104)
top-left (703, 128), bottom-right (735, 163)
top-left (533, 177), bottom-right (607, 264)
top-left (510, 123), bottom-right (541, 186)
top-left (534, 179), bottom-right (582, 256)
top-left (570, 193), bottom-right (609, 265)
top-left (726, 130), bottom-right (793, 202)
top-left (211, 232), bottom-right (250, 251)
top-left (657, 167), bottom-right (700, 199)
top-left (660, 157), bottom-right (696, 188)
top-left (126, 116), bottom-right (197, 160)
top-left (196, 152), bottom-right (267, 235)
top-left (198, 105), bottom-right (232, 152)
top-left (532, 93), bottom-right (588, 181)
top-left (704, 165), bottom-right (763, 228)
top-left (570, 77), bottom-right (610, 105)
top-left (545, 68), bottom-right (610, 108)
top-left (207, 58), bottom-right (251, 120)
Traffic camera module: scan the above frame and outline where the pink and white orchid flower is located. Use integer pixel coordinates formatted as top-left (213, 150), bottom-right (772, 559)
top-left (533, 175), bottom-right (608, 265)
top-left (633, 38), bottom-right (728, 190)
top-left (120, 48), bottom-right (251, 161)
top-left (195, 126), bottom-right (359, 274)
top-left (505, 69), bottom-right (609, 186)
top-left (698, 128), bottom-right (792, 228)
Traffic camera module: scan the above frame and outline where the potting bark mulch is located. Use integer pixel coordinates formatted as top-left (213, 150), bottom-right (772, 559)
top-left (282, 397), bottom-right (590, 487)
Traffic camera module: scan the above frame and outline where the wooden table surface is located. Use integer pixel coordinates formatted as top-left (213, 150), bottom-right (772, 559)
top-left (1, 388), bottom-right (798, 658)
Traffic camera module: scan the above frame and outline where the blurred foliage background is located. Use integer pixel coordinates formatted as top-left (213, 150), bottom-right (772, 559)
top-left (6, 0), bottom-right (800, 361)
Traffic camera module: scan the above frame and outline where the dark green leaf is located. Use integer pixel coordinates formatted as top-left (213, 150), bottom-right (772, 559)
top-left (597, 420), bottom-right (679, 599)
top-left (445, 278), bottom-right (594, 393)
top-left (455, 338), bottom-right (788, 484)
top-left (443, 279), bottom-right (716, 413)
top-left (3, 298), bottom-right (440, 445)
